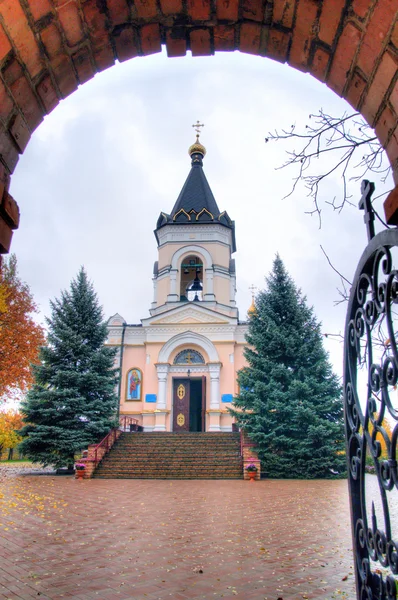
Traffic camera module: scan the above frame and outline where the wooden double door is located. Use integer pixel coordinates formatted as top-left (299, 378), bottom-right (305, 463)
top-left (172, 377), bottom-right (206, 432)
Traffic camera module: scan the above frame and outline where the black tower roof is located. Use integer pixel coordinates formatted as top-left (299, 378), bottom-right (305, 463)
top-left (154, 138), bottom-right (236, 252)
top-left (169, 152), bottom-right (221, 218)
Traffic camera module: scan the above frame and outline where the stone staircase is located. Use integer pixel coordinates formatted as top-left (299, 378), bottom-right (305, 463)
top-left (93, 432), bottom-right (242, 479)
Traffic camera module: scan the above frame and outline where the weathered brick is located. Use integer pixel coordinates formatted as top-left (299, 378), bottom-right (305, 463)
top-left (165, 29), bottom-right (187, 57)
top-left (0, 0), bottom-right (42, 78)
top-left (391, 20), bottom-right (398, 49)
top-left (72, 47), bottom-right (95, 84)
top-left (40, 22), bottom-right (63, 59)
top-left (375, 105), bottom-right (398, 148)
top-left (214, 25), bottom-right (235, 52)
top-left (82, 0), bottom-right (108, 43)
top-left (289, 0), bottom-right (318, 71)
top-left (273, 0), bottom-right (295, 29)
top-left (51, 55), bottom-right (79, 98)
top-left (0, 24), bottom-right (12, 63)
top-left (352, 0), bottom-right (371, 19)
top-left (140, 24), bottom-right (161, 56)
top-left (386, 133), bottom-right (398, 184)
top-left (362, 52), bottom-right (397, 125)
top-left (1, 191), bottom-right (19, 228)
top-left (0, 79), bottom-right (13, 121)
top-left (0, 213), bottom-right (13, 253)
top-left (0, 162), bottom-right (10, 200)
top-left (239, 22), bottom-right (261, 55)
top-left (107, 0), bottom-right (129, 25)
top-left (10, 112), bottom-right (30, 152)
top-left (328, 22), bottom-right (361, 95)
top-left (311, 47), bottom-right (330, 82)
top-left (187, 0), bottom-right (211, 22)
top-left (384, 184), bottom-right (398, 224)
top-left (216, 0), bottom-right (238, 22)
top-left (357, 1), bottom-right (396, 77)
top-left (346, 71), bottom-right (367, 109)
top-left (57, 1), bottom-right (84, 47)
top-left (134, 0), bottom-right (158, 20)
top-left (266, 28), bottom-right (290, 63)
top-left (389, 79), bottom-right (398, 119)
top-left (36, 74), bottom-right (59, 113)
top-left (8, 74), bottom-right (43, 131)
top-left (0, 125), bottom-right (18, 173)
top-left (93, 45), bottom-right (115, 72)
top-left (113, 27), bottom-right (139, 62)
top-left (189, 28), bottom-right (211, 56)
top-left (28, 0), bottom-right (53, 22)
top-left (318, 0), bottom-right (345, 47)
top-left (242, 0), bottom-right (264, 23)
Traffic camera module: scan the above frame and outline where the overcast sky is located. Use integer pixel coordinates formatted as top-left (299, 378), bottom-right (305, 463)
top-left (8, 49), bottom-right (393, 378)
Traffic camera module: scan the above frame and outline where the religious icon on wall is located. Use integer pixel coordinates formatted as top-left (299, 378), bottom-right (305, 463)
top-left (126, 368), bottom-right (142, 401)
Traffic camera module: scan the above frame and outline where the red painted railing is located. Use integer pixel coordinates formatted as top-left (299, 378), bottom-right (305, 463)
top-left (92, 416), bottom-right (139, 467)
top-left (118, 415), bottom-right (139, 432)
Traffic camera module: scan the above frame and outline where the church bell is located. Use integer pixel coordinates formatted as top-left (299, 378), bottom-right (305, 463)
top-left (190, 271), bottom-right (203, 292)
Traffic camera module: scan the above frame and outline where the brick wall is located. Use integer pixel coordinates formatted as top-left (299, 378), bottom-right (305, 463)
top-left (0, 0), bottom-right (398, 257)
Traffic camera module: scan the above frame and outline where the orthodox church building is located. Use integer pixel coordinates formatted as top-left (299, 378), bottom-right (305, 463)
top-left (106, 129), bottom-right (249, 433)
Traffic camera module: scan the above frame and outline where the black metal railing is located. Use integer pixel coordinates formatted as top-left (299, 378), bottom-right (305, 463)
top-left (344, 189), bottom-right (398, 598)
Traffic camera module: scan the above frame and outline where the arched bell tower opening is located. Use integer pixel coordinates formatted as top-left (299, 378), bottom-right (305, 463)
top-left (180, 255), bottom-right (204, 302)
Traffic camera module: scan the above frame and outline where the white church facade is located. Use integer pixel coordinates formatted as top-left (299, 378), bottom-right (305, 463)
top-left (106, 130), bottom-right (249, 432)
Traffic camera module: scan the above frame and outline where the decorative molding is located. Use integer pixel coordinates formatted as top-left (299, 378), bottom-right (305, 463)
top-left (157, 224), bottom-right (232, 248)
top-left (150, 307), bottom-right (230, 325)
top-left (158, 331), bottom-right (219, 363)
top-left (169, 365), bottom-right (208, 374)
top-left (155, 363), bottom-right (170, 373)
top-left (170, 245), bottom-right (213, 270)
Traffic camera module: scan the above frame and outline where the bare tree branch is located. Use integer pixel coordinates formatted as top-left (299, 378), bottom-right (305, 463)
top-left (266, 109), bottom-right (390, 225)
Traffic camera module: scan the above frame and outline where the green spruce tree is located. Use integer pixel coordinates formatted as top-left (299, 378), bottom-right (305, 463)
top-left (230, 255), bottom-right (346, 479)
top-left (19, 268), bottom-right (118, 468)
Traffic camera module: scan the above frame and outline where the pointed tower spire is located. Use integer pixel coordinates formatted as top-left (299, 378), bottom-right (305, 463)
top-left (168, 122), bottom-right (221, 220)
top-left (154, 123), bottom-right (236, 252)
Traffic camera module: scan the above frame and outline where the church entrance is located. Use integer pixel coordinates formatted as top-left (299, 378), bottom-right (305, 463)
top-left (172, 377), bottom-right (206, 432)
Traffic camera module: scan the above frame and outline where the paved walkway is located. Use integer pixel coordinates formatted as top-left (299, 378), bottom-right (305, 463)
top-left (0, 471), bottom-right (356, 600)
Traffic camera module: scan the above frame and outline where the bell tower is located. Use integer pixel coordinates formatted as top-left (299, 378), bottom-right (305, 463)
top-left (107, 124), bottom-right (249, 434)
top-left (151, 125), bottom-right (238, 320)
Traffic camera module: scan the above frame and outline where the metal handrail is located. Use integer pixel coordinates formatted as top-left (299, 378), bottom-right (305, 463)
top-left (92, 416), bottom-right (139, 467)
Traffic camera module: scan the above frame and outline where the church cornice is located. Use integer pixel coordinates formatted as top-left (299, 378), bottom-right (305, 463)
top-left (156, 223), bottom-right (234, 251)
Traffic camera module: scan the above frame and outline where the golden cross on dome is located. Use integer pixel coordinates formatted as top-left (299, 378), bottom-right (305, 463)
top-left (192, 120), bottom-right (205, 139)
top-left (249, 284), bottom-right (257, 299)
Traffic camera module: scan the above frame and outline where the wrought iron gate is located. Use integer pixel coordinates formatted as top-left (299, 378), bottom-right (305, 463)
top-left (344, 182), bottom-right (398, 598)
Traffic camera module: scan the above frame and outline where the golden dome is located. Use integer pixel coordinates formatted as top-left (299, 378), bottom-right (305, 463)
top-left (189, 134), bottom-right (206, 157)
top-left (248, 298), bottom-right (256, 317)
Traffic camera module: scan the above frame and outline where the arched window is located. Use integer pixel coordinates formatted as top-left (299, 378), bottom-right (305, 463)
top-left (126, 368), bottom-right (142, 401)
top-left (173, 349), bottom-right (205, 365)
top-left (180, 255), bottom-right (203, 302)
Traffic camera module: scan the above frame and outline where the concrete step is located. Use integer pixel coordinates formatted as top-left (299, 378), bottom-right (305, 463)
top-left (93, 432), bottom-right (242, 480)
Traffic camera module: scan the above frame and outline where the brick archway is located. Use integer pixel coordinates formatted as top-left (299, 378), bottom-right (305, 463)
top-left (0, 0), bottom-right (397, 256)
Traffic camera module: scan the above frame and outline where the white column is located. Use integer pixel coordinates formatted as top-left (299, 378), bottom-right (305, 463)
top-left (167, 269), bottom-right (179, 302)
top-left (230, 273), bottom-right (236, 306)
top-left (208, 363), bottom-right (221, 409)
top-left (204, 268), bottom-right (215, 301)
top-left (156, 364), bottom-right (169, 409)
top-left (151, 277), bottom-right (158, 308)
top-left (153, 363), bottom-right (169, 432)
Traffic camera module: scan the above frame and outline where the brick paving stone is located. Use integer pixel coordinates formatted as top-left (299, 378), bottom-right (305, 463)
top-left (0, 476), bottom-right (356, 599)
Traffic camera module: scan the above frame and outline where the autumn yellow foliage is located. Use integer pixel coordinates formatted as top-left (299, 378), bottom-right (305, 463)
top-left (0, 409), bottom-right (23, 454)
top-left (0, 283), bottom-right (7, 314)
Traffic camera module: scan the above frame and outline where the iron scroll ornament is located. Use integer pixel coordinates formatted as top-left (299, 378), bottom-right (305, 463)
top-left (344, 228), bottom-right (398, 599)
